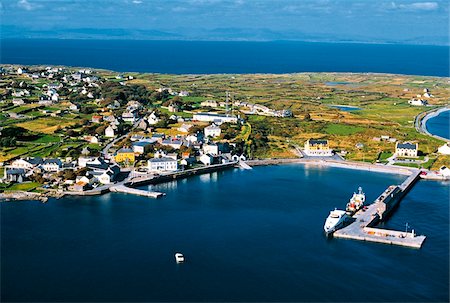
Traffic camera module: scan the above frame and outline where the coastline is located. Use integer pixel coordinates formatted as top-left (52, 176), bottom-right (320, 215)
top-left (1, 158), bottom-right (416, 202)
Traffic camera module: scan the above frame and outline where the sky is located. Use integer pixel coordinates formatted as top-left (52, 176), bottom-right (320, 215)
top-left (0, 0), bottom-right (449, 45)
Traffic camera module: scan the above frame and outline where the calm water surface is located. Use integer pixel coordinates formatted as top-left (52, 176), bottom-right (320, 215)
top-left (1, 165), bottom-right (448, 302)
top-left (426, 110), bottom-right (450, 140)
top-left (1, 39), bottom-right (449, 76)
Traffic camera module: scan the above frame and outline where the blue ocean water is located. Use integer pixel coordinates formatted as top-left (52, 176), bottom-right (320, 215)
top-left (426, 110), bottom-right (450, 140)
top-left (1, 165), bottom-right (448, 302)
top-left (1, 39), bottom-right (449, 76)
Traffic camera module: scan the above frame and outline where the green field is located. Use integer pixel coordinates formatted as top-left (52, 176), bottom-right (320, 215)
top-left (324, 123), bottom-right (364, 136)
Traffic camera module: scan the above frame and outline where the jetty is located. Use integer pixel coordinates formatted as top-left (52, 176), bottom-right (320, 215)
top-left (109, 184), bottom-right (165, 198)
top-left (334, 170), bottom-right (426, 248)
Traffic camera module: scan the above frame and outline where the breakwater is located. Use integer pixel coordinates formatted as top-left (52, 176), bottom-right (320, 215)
top-left (334, 170), bottom-right (426, 248)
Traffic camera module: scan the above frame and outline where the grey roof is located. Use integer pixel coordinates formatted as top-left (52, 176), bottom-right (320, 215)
top-left (397, 142), bottom-right (417, 150)
top-left (117, 148), bottom-right (134, 153)
top-left (43, 159), bottom-right (62, 166)
top-left (308, 139), bottom-right (328, 145)
top-left (6, 168), bottom-right (26, 175)
top-left (148, 157), bottom-right (177, 163)
top-left (28, 157), bottom-right (43, 165)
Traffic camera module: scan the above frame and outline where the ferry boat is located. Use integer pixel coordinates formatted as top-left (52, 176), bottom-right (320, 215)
top-left (324, 209), bottom-right (348, 234)
top-left (345, 187), bottom-right (365, 215)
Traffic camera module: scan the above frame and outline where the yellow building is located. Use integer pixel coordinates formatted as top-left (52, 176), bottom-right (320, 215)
top-left (304, 139), bottom-right (333, 156)
top-left (115, 148), bottom-right (135, 163)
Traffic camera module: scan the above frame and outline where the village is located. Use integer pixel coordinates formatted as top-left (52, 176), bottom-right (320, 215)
top-left (0, 65), bottom-right (449, 197)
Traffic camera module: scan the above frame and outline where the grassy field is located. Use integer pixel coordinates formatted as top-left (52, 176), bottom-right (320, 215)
top-left (5, 182), bottom-right (41, 192)
top-left (2, 69), bottom-right (449, 169)
top-left (16, 117), bottom-right (76, 134)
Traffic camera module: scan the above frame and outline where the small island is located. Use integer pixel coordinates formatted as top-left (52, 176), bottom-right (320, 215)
top-left (0, 65), bottom-right (449, 200)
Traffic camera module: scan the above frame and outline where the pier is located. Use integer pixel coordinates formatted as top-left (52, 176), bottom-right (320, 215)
top-left (334, 170), bottom-right (426, 248)
top-left (109, 184), bottom-right (165, 198)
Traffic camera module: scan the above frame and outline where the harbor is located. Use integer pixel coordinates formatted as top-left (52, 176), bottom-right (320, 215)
top-left (333, 170), bottom-right (427, 248)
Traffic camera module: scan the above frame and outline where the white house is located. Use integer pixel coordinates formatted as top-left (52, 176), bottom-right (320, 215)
top-left (199, 154), bottom-right (214, 165)
top-left (204, 124), bottom-right (221, 138)
top-left (408, 99), bottom-right (427, 106)
top-left (105, 125), bottom-right (116, 138)
top-left (148, 157), bottom-right (178, 172)
top-left (10, 157), bottom-right (43, 170)
top-left (200, 100), bottom-right (218, 108)
top-left (69, 103), bottom-right (79, 111)
top-left (437, 142), bottom-right (450, 155)
top-left (178, 124), bottom-right (192, 133)
top-left (12, 98), bottom-right (25, 106)
top-left (147, 112), bottom-right (160, 125)
top-left (122, 111), bottom-right (136, 123)
top-left (42, 159), bottom-right (62, 172)
top-left (395, 142), bottom-right (418, 158)
top-left (193, 113), bottom-right (238, 123)
top-left (132, 140), bottom-right (153, 154)
top-left (439, 166), bottom-right (450, 178)
top-left (203, 143), bottom-right (219, 155)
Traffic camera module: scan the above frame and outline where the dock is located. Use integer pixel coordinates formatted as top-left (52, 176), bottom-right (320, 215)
top-left (109, 184), bottom-right (165, 198)
top-left (334, 170), bottom-right (426, 248)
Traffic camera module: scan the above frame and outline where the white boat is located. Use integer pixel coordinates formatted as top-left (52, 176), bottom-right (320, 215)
top-left (175, 252), bottom-right (184, 263)
top-left (346, 187), bottom-right (365, 214)
top-left (324, 209), bottom-right (348, 234)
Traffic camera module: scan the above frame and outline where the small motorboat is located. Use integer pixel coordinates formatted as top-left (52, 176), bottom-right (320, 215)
top-left (175, 252), bottom-right (184, 263)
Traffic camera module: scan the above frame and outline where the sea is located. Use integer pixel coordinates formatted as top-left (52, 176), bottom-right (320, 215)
top-left (426, 109), bottom-right (450, 140)
top-left (1, 165), bottom-right (449, 302)
top-left (0, 39), bottom-right (449, 76)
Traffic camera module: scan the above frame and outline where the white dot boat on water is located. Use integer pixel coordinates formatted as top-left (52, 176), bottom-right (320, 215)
top-left (175, 252), bottom-right (185, 263)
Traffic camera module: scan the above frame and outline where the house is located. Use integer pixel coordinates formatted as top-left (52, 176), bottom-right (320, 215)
top-left (92, 115), bottom-right (103, 123)
top-left (147, 112), bottom-right (160, 125)
top-left (12, 98), bottom-right (25, 106)
top-left (151, 133), bottom-right (165, 143)
top-left (408, 99), bottom-right (427, 106)
top-left (178, 124), bottom-right (192, 133)
top-left (107, 100), bottom-right (121, 109)
top-left (148, 157), bottom-right (178, 172)
top-left (4, 168), bottom-right (27, 183)
top-left (161, 138), bottom-right (183, 149)
top-left (122, 111), bottom-right (136, 123)
top-left (168, 103), bottom-right (180, 113)
top-left (395, 142), bottom-right (418, 158)
top-left (200, 100), bottom-right (218, 108)
top-left (10, 157), bottom-right (43, 170)
top-left (70, 181), bottom-right (89, 192)
top-left (69, 103), bottom-right (79, 111)
top-left (105, 125), bottom-right (115, 138)
top-left (42, 159), bottom-right (62, 172)
top-left (84, 136), bottom-right (99, 144)
top-left (199, 153), bottom-right (215, 165)
top-left (193, 113), bottom-right (238, 123)
top-left (204, 124), bottom-right (221, 138)
top-left (304, 139), bottom-right (333, 156)
top-left (138, 119), bottom-right (150, 130)
top-left (48, 83), bottom-right (61, 90)
top-left (439, 166), bottom-right (450, 178)
top-left (203, 143), bottom-right (219, 155)
top-left (437, 143), bottom-right (450, 155)
top-left (178, 90), bottom-right (189, 97)
top-left (90, 165), bottom-right (120, 184)
top-left (51, 93), bottom-right (59, 102)
top-left (115, 148), bottom-right (135, 163)
top-left (132, 140), bottom-right (153, 154)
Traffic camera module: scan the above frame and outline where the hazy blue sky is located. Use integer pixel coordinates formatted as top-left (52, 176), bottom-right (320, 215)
top-left (1, 0), bottom-right (448, 44)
